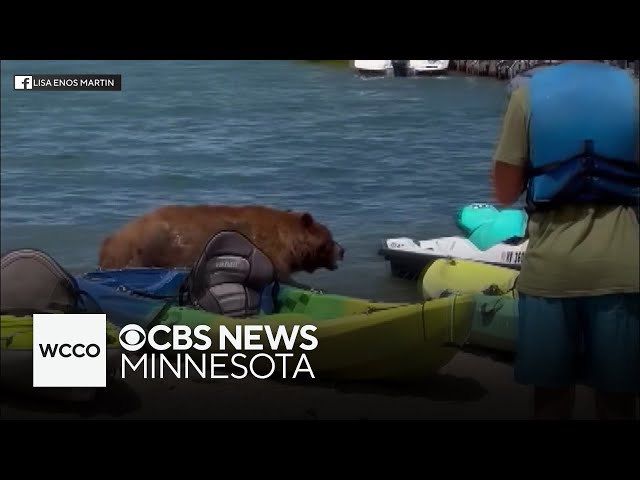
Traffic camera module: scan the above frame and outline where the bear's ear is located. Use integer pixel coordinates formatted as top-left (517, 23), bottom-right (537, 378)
top-left (301, 212), bottom-right (314, 229)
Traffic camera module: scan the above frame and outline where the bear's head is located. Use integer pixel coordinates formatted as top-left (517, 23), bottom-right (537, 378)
top-left (296, 212), bottom-right (345, 273)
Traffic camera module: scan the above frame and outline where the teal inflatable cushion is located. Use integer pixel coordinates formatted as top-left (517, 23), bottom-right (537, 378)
top-left (456, 203), bottom-right (527, 251)
top-left (456, 203), bottom-right (498, 235)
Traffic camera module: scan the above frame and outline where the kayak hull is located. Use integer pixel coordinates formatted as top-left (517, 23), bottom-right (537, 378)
top-left (420, 258), bottom-right (519, 300)
top-left (467, 294), bottom-right (518, 353)
top-left (79, 268), bottom-right (478, 382)
top-left (420, 259), bottom-right (520, 353)
top-left (148, 294), bottom-right (477, 382)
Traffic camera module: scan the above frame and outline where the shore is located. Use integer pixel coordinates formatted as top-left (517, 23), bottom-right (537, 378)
top-left (317, 60), bottom-right (640, 80)
top-left (449, 60), bottom-right (640, 80)
top-left (1, 351), bottom-right (602, 420)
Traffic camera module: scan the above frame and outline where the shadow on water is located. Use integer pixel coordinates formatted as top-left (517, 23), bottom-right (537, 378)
top-left (0, 379), bottom-right (141, 419)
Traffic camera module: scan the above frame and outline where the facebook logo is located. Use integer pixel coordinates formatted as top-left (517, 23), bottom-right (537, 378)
top-left (14, 75), bottom-right (33, 90)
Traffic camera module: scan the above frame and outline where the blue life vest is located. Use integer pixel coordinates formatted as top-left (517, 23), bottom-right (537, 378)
top-left (526, 62), bottom-right (639, 209)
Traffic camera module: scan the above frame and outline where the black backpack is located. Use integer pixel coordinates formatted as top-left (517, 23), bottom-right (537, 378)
top-left (178, 231), bottom-right (279, 318)
top-left (0, 248), bottom-right (101, 316)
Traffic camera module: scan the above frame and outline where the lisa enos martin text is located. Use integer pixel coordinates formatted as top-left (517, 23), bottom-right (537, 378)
top-left (34, 78), bottom-right (116, 88)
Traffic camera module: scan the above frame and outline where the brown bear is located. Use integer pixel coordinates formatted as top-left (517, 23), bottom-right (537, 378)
top-left (98, 204), bottom-right (345, 282)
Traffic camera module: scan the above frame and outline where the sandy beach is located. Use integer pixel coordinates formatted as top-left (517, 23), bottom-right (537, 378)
top-left (1, 351), bottom-right (602, 420)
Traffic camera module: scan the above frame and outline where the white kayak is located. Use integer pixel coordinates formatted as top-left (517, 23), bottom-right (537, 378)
top-left (379, 235), bottom-right (528, 280)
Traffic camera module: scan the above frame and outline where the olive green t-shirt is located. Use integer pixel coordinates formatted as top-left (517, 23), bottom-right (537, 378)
top-left (493, 84), bottom-right (640, 298)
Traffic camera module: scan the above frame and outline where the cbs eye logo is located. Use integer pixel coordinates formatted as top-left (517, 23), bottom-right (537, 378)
top-left (118, 324), bottom-right (147, 352)
top-left (118, 323), bottom-right (212, 352)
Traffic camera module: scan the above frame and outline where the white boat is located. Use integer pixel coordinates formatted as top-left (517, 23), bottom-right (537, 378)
top-left (353, 60), bottom-right (393, 77)
top-left (408, 60), bottom-right (450, 75)
top-left (379, 235), bottom-right (528, 280)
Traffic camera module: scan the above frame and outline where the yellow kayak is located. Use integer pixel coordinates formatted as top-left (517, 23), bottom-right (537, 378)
top-left (419, 259), bottom-right (519, 353)
top-left (295, 293), bottom-right (477, 381)
top-left (145, 291), bottom-right (478, 382)
top-left (420, 258), bottom-right (519, 300)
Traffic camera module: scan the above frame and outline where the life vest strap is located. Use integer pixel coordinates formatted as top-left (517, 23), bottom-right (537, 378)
top-left (528, 140), bottom-right (640, 179)
top-left (526, 179), bottom-right (640, 211)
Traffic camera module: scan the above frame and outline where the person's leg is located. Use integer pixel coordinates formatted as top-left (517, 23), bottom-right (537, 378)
top-left (515, 294), bottom-right (581, 419)
top-left (584, 293), bottom-right (640, 420)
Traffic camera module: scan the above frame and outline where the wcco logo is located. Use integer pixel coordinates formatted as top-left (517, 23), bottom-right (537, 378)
top-left (33, 314), bottom-right (107, 388)
top-left (39, 342), bottom-right (101, 358)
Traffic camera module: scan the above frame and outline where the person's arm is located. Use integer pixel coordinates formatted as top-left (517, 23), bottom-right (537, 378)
top-left (491, 87), bottom-right (529, 206)
top-left (635, 80), bottom-right (640, 167)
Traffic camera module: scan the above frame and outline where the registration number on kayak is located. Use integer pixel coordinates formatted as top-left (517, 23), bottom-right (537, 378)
top-left (501, 251), bottom-right (523, 264)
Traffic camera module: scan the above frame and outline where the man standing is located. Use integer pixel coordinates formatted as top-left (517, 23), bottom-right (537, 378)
top-left (491, 60), bottom-right (640, 419)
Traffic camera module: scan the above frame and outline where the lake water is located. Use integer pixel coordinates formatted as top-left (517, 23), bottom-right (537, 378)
top-left (1, 60), bottom-right (509, 302)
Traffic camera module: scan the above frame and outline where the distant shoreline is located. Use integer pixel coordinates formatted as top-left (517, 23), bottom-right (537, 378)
top-left (305, 60), bottom-right (640, 80)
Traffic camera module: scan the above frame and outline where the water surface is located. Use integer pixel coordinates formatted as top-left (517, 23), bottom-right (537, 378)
top-left (1, 60), bottom-right (509, 301)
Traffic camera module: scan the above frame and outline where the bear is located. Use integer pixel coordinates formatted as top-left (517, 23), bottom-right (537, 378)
top-left (98, 204), bottom-right (345, 283)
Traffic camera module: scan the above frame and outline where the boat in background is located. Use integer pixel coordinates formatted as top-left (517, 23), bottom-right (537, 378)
top-left (379, 236), bottom-right (527, 280)
top-left (352, 60), bottom-right (393, 77)
top-left (379, 203), bottom-right (528, 280)
top-left (351, 60), bottom-right (451, 78)
top-left (408, 60), bottom-right (450, 76)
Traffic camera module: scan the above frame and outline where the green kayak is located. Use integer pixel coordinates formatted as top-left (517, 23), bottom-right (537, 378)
top-left (77, 268), bottom-right (477, 381)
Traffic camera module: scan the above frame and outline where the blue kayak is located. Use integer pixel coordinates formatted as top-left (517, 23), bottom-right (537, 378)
top-left (75, 269), bottom-right (189, 329)
top-left (76, 268), bottom-right (283, 328)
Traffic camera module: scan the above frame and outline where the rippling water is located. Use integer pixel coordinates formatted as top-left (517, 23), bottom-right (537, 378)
top-left (1, 60), bottom-right (509, 301)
